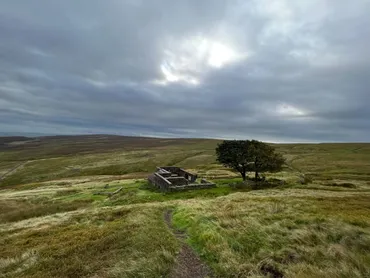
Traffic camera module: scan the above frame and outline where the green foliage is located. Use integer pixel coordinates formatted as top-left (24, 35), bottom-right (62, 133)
top-left (216, 140), bottom-right (285, 181)
top-left (215, 140), bottom-right (251, 180)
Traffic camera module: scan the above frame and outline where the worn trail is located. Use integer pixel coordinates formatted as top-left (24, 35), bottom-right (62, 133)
top-left (0, 161), bottom-right (29, 181)
top-left (164, 210), bottom-right (213, 278)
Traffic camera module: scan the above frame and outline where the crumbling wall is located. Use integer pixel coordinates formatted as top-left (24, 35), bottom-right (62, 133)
top-left (167, 176), bottom-right (188, 185)
top-left (168, 182), bottom-right (216, 191)
top-left (148, 173), bottom-right (172, 191)
top-left (149, 166), bottom-right (214, 192)
top-left (160, 166), bottom-right (197, 182)
top-left (156, 167), bottom-right (172, 178)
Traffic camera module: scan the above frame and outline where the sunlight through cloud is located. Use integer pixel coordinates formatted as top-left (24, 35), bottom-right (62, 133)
top-left (153, 35), bottom-right (246, 86)
top-left (208, 42), bottom-right (238, 68)
top-left (276, 103), bottom-right (306, 116)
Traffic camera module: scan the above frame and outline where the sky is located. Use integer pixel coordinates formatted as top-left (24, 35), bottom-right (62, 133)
top-left (1, 0), bottom-right (370, 142)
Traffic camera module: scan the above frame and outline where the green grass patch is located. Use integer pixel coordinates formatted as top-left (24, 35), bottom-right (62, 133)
top-left (105, 182), bottom-right (235, 206)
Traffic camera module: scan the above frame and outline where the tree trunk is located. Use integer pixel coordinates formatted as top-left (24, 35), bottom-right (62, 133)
top-left (254, 157), bottom-right (259, 182)
top-left (241, 171), bottom-right (246, 181)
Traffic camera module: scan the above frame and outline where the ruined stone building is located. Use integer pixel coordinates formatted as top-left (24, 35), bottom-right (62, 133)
top-left (148, 166), bottom-right (215, 191)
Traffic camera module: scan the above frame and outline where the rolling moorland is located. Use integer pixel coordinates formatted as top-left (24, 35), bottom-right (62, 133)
top-left (0, 135), bottom-right (370, 278)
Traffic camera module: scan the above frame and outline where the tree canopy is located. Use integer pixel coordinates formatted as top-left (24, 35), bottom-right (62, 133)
top-left (215, 140), bottom-right (285, 181)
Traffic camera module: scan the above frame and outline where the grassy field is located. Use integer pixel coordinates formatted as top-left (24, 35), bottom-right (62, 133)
top-left (1, 135), bottom-right (370, 277)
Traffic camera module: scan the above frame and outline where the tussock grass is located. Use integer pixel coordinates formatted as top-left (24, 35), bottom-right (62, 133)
top-left (0, 207), bottom-right (178, 278)
top-left (325, 182), bottom-right (357, 188)
top-left (54, 189), bottom-right (80, 196)
top-left (173, 193), bottom-right (370, 278)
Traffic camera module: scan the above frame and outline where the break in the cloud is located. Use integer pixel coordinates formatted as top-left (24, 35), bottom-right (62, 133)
top-left (1, 0), bottom-right (370, 142)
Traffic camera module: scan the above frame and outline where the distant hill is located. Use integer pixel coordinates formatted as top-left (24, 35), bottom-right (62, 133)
top-left (0, 134), bottom-right (218, 158)
top-left (0, 136), bottom-right (32, 145)
top-left (0, 132), bottom-right (50, 137)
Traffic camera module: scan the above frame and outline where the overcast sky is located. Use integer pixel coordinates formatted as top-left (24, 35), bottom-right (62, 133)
top-left (1, 0), bottom-right (370, 142)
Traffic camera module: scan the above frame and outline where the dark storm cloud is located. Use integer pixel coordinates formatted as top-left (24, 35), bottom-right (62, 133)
top-left (1, 0), bottom-right (370, 142)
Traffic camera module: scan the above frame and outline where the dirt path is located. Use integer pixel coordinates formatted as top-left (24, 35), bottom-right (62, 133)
top-left (0, 161), bottom-right (29, 181)
top-left (164, 210), bottom-right (213, 278)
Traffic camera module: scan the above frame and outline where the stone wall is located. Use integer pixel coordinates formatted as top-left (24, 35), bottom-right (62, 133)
top-left (160, 166), bottom-right (197, 182)
top-left (148, 173), bottom-right (172, 191)
top-left (149, 166), bottom-right (214, 192)
top-left (168, 182), bottom-right (216, 191)
top-left (167, 176), bottom-right (189, 185)
top-left (156, 167), bottom-right (172, 178)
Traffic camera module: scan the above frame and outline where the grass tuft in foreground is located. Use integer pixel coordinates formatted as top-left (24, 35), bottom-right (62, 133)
top-left (1, 206), bottom-right (178, 278)
top-left (173, 193), bottom-right (370, 278)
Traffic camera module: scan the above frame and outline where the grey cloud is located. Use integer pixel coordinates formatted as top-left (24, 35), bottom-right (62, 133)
top-left (1, 0), bottom-right (370, 142)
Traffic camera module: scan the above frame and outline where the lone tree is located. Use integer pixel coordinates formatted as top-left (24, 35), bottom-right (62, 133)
top-left (216, 140), bottom-right (285, 181)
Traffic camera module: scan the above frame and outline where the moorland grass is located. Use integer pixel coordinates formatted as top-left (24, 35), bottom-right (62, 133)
top-left (0, 198), bottom-right (93, 223)
top-left (0, 206), bottom-right (178, 278)
top-left (1, 137), bottom-right (370, 277)
top-left (173, 193), bottom-right (370, 278)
